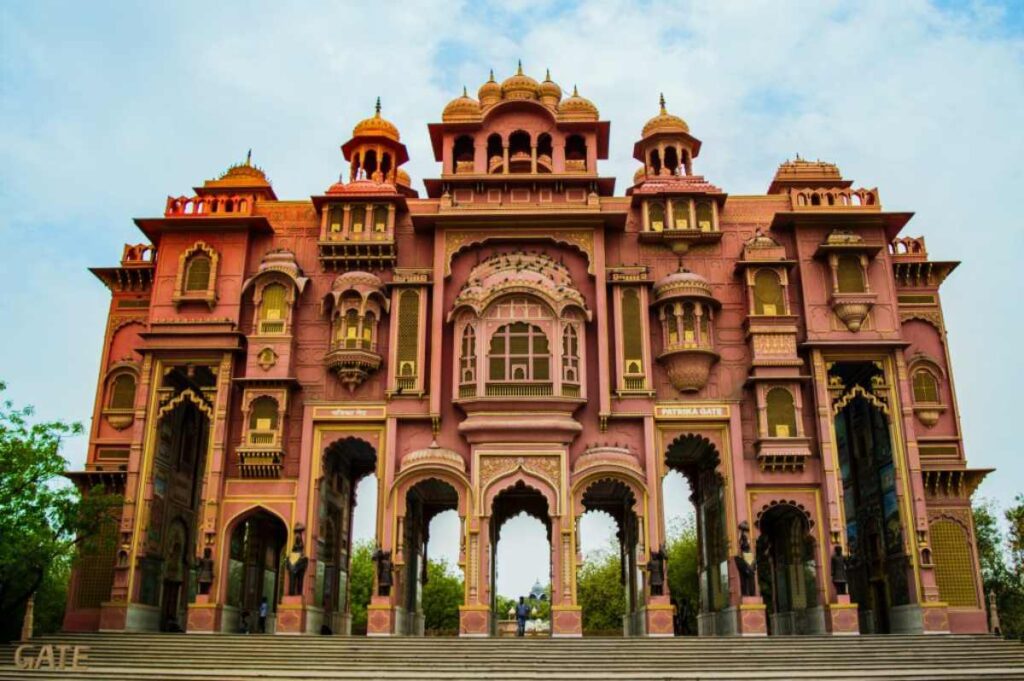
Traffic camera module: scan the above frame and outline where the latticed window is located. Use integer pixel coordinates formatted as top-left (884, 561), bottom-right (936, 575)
top-left (109, 373), bottom-right (136, 410)
top-left (912, 369), bottom-right (940, 403)
top-left (930, 519), bottom-right (978, 607)
top-left (836, 255), bottom-right (865, 293)
top-left (488, 322), bottom-right (549, 381)
top-left (351, 204), bottom-right (365, 233)
top-left (250, 396), bottom-right (279, 431)
top-left (362, 312), bottom-right (375, 347)
top-left (672, 200), bottom-right (689, 230)
top-left (621, 289), bottom-right (644, 375)
top-left (766, 387), bottom-right (797, 438)
top-left (372, 205), bottom-right (388, 232)
top-left (328, 206), bottom-right (344, 233)
top-left (258, 283), bottom-right (287, 334)
top-left (562, 325), bottom-right (580, 384)
top-left (343, 310), bottom-right (360, 348)
top-left (648, 202), bottom-right (665, 231)
top-left (753, 269), bottom-right (785, 316)
top-left (682, 304), bottom-right (697, 344)
top-left (397, 290), bottom-right (419, 378)
top-left (460, 325), bottom-right (477, 384)
top-left (184, 254), bottom-right (212, 291)
top-left (696, 201), bottom-right (714, 231)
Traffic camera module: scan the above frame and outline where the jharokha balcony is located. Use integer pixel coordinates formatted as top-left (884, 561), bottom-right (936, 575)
top-left (324, 339), bottom-right (383, 393)
top-left (236, 429), bottom-right (284, 479)
top-left (652, 269), bottom-right (721, 393)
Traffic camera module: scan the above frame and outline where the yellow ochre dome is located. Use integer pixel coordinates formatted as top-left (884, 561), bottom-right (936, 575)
top-left (642, 93), bottom-right (689, 138)
top-left (501, 61), bottom-right (540, 101)
top-left (442, 86), bottom-right (482, 122)
top-left (352, 97), bottom-right (400, 142)
top-left (478, 69), bottom-right (501, 107)
top-left (557, 85), bottom-right (599, 121)
top-left (538, 69), bottom-right (563, 103)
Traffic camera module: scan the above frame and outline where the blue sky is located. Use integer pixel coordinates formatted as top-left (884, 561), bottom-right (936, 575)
top-left (2, 1), bottom-right (1022, 598)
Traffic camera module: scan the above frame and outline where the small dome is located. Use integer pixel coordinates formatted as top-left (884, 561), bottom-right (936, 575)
top-left (219, 162), bottom-right (269, 183)
top-left (642, 94), bottom-right (690, 138)
top-left (331, 270), bottom-right (385, 293)
top-left (538, 69), bottom-right (562, 103)
top-left (352, 98), bottom-right (400, 142)
top-left (745, 229), bottom-right (781, 249)
top-left (501, 61), bottom-right (540, 101)
top-left (395, 168), bottom-right (411, 187)
top-left (653, 268), bottom-right (716, 304)
top-left (442, 87), bottom-right (482, 122)
top-left (557, 85), bottom-right (599, 121)
top-left (632, 166), bottom-right (647, 185)
top-left (478, 70), bottom-right (501, 106)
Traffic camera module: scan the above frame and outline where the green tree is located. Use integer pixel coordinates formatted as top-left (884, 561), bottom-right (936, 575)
top-left (0, 382), bottom-right (120, 642)
top-left (973, 497), bottom-right (1024, 639)
top-left (422, 558), bottom-right (463, 635)
top-left (577, 544), bottom-right (625, 634)
top-left (665, 515), bottom-right (699, 635)
top-left (348, 540), bottom-right (374, 634)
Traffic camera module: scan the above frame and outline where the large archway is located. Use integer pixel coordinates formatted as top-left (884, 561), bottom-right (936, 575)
top-left (490, 481), bottom-right (552, 637)
top-left (225, 509), bottom-right (288, 633)
top-left (400, 478), bottom-right (461, 635)
top-left (755, 503), bottom-right (820, 635)
top-left (576, 478), bottom-right (640, 636)
top-left (319, 436), bottom-right (377, 635)
top-left (663, 434), bottom-right (728, 636)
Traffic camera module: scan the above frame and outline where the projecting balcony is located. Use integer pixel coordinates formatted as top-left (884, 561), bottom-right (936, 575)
top-left (657, 344), bottom-right (720, 393)
top-left (236, 430), bottom-right (284, 478)
top-left (754, 436), bottom-right (814, 473)
top-left (324, 341), bottom-right (383, 392)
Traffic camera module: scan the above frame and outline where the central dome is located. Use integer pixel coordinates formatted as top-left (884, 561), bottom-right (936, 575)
top-left (642, 94), bottom-right (689, 138)
top-left (442, 87), bottom-right (482, 122)
top-left (352, 98), bottom-right (400, 142)
top-left (501, 61), bottom-right (540, 101)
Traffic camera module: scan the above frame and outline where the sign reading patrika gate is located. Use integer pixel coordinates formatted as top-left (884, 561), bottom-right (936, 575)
top-left (13, 645), bottom-right (89, 672)
top-left (654, 403), bottom-right (731, 420)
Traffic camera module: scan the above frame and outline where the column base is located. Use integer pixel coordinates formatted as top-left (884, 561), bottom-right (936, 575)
top-left (827, 595), bottom-right (860, 635)
top-left (921, 602), bottom-right (951, 634)
top-left (100, 602), bottom-right (160, 632)
top-left (274, 595), bottom-right (311, 634)
top-left (736, 596), bottom-right (768, 636)
top-left (186, 595), bottom-right (221, 633)
top-left (551, 605), bottom-right (582, 637)
top-left (366, 600), bottom-right (395, 636)
top-left (459, 605), bottom-right (491, 637)
top-left (642, 603), bottom-right (675, 637)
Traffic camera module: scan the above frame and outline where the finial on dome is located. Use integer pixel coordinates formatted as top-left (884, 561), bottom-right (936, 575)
top-left (545, 68), bottom-right (551, 81)
top-left (517, 59), bottom-right (523, 75)
top-left (572, 84), bottom-right (579, 96)
top-left (488, 68), bottom-right (495, 82)
top-left (659, 92), bottom-right (667, 113)
top-left (375, 96), bottom-right (381, 116)
top-left (462, 85), bottom-right (468, 96)
top-left (245, 148), bottom-right (252, 166)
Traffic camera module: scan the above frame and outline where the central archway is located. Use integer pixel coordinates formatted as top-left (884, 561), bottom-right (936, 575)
top-left (401, 478), bottom-right (461, 635)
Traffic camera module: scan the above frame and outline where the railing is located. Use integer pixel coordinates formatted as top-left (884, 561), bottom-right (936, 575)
top-left (396, 375), bottom-right (417, 391)
top-left (247, 430), bottom-right (277, 447)
top-left (455, 160), bottom-right (475, 174)
top-left (790, 187), bottom-right (879, 210)
top-left (889, 236), bottom-right (928, 258)
top-left (120, 243), bottom-right (156, 265)
top-left (165, 194), bottom-right (255, 217)
top-left (623, 376), bottom-right (647, 391)
top-left (258, 320), bottom-right (286, 335)
top-left (564, 159), bottom-right (587, 173)
top-left (484, 382), bottom-right (553, 397)
top-left (459, 384), bottom-right (477, 398)
top-left (321, 229), bottom-right (394, 243)
top-left (562, 383), bottom-right (580, 398)
top-left (329, 339), bottom-right (379, 353)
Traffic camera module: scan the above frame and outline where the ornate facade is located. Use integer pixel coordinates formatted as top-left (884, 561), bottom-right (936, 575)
top-left (65, 67), bottom-right (989, 638)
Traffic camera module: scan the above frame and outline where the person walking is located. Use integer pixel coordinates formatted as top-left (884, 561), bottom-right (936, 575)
top-left (258, 597), bottom-right (269, 633)
top-left (515, 597), bottom-right (530, 637)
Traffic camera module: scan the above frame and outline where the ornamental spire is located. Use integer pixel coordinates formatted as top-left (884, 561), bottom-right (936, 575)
top-left (659, 92), bottom-right (667, 113)
top-left (545, 67), bottom-right (551, 81)
top-left (375, 96), bottom-right (382, 116)
top-left (488, 68), bottom-right (495, 82)
top-left (517, 59), bottom-right (523, 75)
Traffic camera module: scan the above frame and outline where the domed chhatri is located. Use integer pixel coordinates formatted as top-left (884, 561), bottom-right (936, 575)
top-left (642, 93), bottom-right (690, 138)
top-left (75, 66), bottom-right (984, 644)
top-left (352, 97), bottom-right (401, 142)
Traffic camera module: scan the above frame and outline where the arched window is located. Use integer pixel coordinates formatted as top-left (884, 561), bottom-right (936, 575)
top-left (753, 269), bottom-right (785, 316)
top-left (344, 309), bottom-right (360, 348)
top-left (565, 134), bottom-right (587, 161)
top-left (562, 325), bottom-right (580, 384)
top-left (696, 201), bottom-right (714, 232)
top-left (250, 396), bottom-right (279, 432)
top-left (362, 312), bottom-right (376, 347)
top-left (648, 202), bottom-right (665, 231)
top-left (672, 200), bottom-right (689, 230)
top-left (109, 373), bottom-right (136, 410)
top-left (453, 135), bottom-right (474, 172)
top-left (487, 133), bottom-right (503, 173)
top-left (766, 387), bottom-right (797, 438)
top-left (488, 322), bottom-right (549, 382)
top-left (664, 147), bottom-right (679, 175)
top-left (351, 205), bottom-right (365, 233)
top-left (621, 289), bottom-right (643, 375)
top-left (836, 255), bottom-right (865, 293)
top-left (460, 325), bottom-right (477, 385)
top-left (184, 253), bottom-right (212, 292)
top-left (682, 303), bottom-right (697, 344)
top-left (258, 283), bottom-right (287, 334)
top-left (537, 133), bottom-right (553, 172)
top-left (372, 205), bottom-right (388, 232)
top-left (649, 149), bottom-right (662, 175)
top-left (912, 369), bottom-right (940, 404)
top-left (396, 290), bottom-right (420, 380)
top-left (328, 205), bottom-right (344, 233)
top-left (664, 304), bottom-right (679, 346)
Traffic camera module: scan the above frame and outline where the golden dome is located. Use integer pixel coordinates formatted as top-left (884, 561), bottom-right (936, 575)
top-left (633, 166), bottom-right (647, 184)
top-left (538, 69), bottom-right (562, 104)
top-left (352, 98), bottom-right (400, 142)
top-left (478, 69), bottom-right (501, 107)
top-left (557, 85), bottom-right (599, 121)
top-left (642, 93), bottom-right (689, 138)
top-left (501, 61), bottom-right (540, 101)
top-left (442, 86), bottom-right (482, 122)
top-left (395, 168), bottom-right (411, 187)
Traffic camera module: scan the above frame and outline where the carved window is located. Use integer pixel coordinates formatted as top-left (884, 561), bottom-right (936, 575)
top-left (672, 200), bottom-right (690, 230)
top-left (930, 519), bottom-right (978, 607)
top-left (351, 205), bottom-right (365, 233)
top-left (648, 202), bottom-right (665, 232)
top-left (912, 369), bottom-right (940, 404)
top-left (342, 309), bottom-right (360, 347)
top-left (753, 269), bottom-right (785, 316)
top-left (250, 396), bottom-right (279, 431)
top-left (696, 200), bottom-right (714, 232)
top-left (621, 289), bottom-right (644, 375)
top-left (184, 253), bottom-right (212, 292)
top-left (766, 387), bottom-right (797, 438)
top-left (328, 205), bottom-right (344, 233)
top-left (362, 312), bottom-right (376, 347)
top-left (258, 283), bottom-right (287, 335)
top-left (460, 325), bottom-right (477, 385)
top-left (836, 255), bottom-right (865, 293)
top-left (562, 325), bottom-right (580, 384)
top-left (109, 373), bottom-right (136, 410)
top-left (396, 290), bottom-right (420, 380)
top-left (488, 322), bottom-right (549, 382)
top-left (372, 205), bottom-right (388, 232)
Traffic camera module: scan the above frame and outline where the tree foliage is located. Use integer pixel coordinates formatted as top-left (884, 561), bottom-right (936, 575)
top-left (665, 515), bottom-right (699, 635)
top-left (0, 382), bottom-right (120, 641)
top-left (577, 545), bottom-right (625, 634)
top-left (422, 557), bottom-right (463, 635)
top-left (348, 540), bottom-right (374, 634)
top-left (974, 496), bottom-right (1024, 639)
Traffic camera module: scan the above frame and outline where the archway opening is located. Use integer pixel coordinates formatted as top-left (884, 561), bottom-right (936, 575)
top-left (664, 434), bottom-right (726, 636)
top-left (486, 134), bottom-right (503, 173)
top-left (755, 505), bottom-right (819, 635)
top-left (508, 130), bottom-right (532, 173)
top-left (320, 436), bottom-right (377, 635)
top-left (226, 509), bottom-right (288, 633)
top-left (452, 135), bottom-right (474, 173)
top-left (491, 481), bottom-right (551, 637)
top-left (661, 469), bottom-right (698, 636)
top-left (401, 478), bottom-right (462, 636)
top-left (577, 479), bottom-right (639, 636)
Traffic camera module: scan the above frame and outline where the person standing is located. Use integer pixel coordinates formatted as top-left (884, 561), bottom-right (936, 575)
top-left (258, 597), bottom-right (269, 633)
top-left (515, 597), bottom-right (530, 637)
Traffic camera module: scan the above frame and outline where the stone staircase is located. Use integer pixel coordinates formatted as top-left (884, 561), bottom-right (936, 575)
top-left (1, 633), bottom-right (1023, 680)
